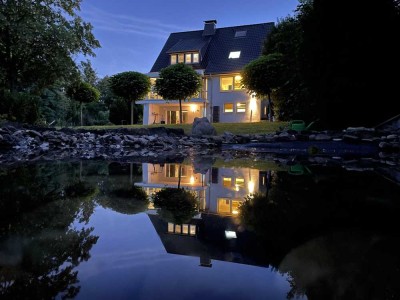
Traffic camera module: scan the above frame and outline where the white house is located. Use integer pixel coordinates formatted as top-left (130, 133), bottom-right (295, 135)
top-left (137, 20), bottom-right (274, 125)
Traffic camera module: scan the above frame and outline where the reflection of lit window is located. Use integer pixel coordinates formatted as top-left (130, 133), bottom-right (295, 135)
top-left (224, 103), bottom-right (234, 113)
top-left (236, 102), bottom-right (246, 113)
top-left (165, 165), bottom-right (187, 177)
top-left (218, 198), bottom-right (231, 214)
top-left (223, 177), bottom-right (232, 187)
top-left (175, 225), bottom-right (182, 234)
top-left (232, 200), bottom-right (241, 215)
top-left (182, 224), bottom-right (189, 234)
top-left (168, 223), bottom-right (174, 233)
top-left (190, 225), bottom-right (196, 236)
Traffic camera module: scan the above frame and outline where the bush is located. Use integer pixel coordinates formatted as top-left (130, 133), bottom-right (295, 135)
top-left (0, 91), bottom-right (40, 124)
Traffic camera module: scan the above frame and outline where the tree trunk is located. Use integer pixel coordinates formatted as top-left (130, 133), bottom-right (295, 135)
top-left (80, 102), bottom-right (83, 126)
top-left (178, 165), bottom-right (182, 189)
top-left (179, 99), bottom-right (183, 124)
top-left (131, 101), bottom-right (134, 125)
top-left (267, 93), bottom-right (272, 122)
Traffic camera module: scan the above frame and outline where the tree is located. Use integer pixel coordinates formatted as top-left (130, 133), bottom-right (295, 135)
top-left (155, 63), bottom-right (202, 124)
top-left (0, 0), bottom-right (100, 94)
top-left (67, 81), bottom-right (100, 126)
top-left (109, 71), bottom-right (151, 125)
top-left (80, 60), bottom-right (98, 86)
top-left (241, 53), bottom-right (284, 121)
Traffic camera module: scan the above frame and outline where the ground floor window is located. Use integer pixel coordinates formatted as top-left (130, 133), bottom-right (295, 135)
top-left (166, 110), bottom-right (188, 124)
top-left (217, 198), bottom-right (242, 215)
top-left (223, 103), bottom-right (234, 113)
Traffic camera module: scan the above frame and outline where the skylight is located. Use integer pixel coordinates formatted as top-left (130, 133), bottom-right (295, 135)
top-left (229, 51), bottom-right (241, 59)
top-left (235, 30), bottom-right (247, 38)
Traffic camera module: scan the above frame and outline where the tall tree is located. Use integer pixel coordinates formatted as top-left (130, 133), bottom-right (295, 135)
top-left (80, 60), bottom-right (98, 86)
top-left (67, 81), bottom-right (100, 126)
top-left (0, 0), bottom-right (100, 93)
top-left (155, 63), bottom-right (201, 124)
top-left (109, 71), bottom-right (151, 125)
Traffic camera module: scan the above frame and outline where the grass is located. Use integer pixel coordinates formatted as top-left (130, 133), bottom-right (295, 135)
top-left (80, 121), bottom-right (288, 135)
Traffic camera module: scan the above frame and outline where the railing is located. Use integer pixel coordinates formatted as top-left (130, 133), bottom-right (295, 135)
top-left (144, 90), bottom-right (208, 100)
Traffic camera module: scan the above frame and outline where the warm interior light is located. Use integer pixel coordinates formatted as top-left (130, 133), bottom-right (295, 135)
top-left (248, 181), bottom-right (255, 194)
top-left (190, 104), bottom-right (197, 113)
top-left (232, 210), bottom-right (239, 215)
top-left (190, 175), bottom-right (195, 184)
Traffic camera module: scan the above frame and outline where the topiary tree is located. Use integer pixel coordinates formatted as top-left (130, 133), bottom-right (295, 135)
top-left (109, 71), bottom-right (151, 125)
top-left (155, 63), bottom-right (202, 124)
top-left (242, 53), bottom-right (284, 121)
top-left (67, 81), bottom-right (100, 126)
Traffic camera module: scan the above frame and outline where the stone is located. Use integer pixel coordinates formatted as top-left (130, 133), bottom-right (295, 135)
top-left (315, 134), bottom-right (332, 141)
top-left (191, 117), bottom-right (217, 136)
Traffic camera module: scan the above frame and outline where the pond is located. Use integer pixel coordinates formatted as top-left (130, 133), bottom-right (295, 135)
top-left (1, 156), bottom-right (399, 299)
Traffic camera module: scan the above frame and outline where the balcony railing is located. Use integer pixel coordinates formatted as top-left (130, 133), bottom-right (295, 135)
top-left (144, 90), bottom-right (208, 100)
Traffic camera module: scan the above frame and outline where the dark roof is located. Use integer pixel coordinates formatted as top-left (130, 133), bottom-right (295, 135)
top-left (150, 22), bottom-right (274, 74)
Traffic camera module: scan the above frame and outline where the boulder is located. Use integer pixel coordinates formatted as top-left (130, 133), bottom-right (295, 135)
top-left (191, 117), bottom-right (217, 136)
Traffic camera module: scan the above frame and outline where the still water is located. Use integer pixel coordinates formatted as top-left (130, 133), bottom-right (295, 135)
top-left (0, 158), bottom-right (399, 300)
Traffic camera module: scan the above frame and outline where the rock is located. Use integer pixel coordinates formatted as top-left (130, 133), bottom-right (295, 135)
top-left (343, 134), bottom-right (360, 142)
top-left (191, 117), bottom-right (217, 136)
top-left (315, 134), bottom-right (332, 141)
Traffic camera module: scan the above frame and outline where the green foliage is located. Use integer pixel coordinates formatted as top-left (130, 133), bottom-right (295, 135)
top-left (0, 91), bottom-right (40, 124)
top-left (242, 53), bottom-right (284, 98)
top-left (0, 0), bottom-right (100, 93)
top-left (153, 187), bottom-right (198, 224)
top-left (109, 71), bottom-right (151, 102)
top-left (67, 81), bottom-right (100, 104)
top-left (108, 98), bottom-right (132, 125)
top-left (80, 60), bottom-right (98, 86)
top-left (155, 63), bottom-right (202, 101)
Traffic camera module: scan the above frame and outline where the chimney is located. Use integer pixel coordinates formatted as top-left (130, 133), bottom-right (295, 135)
top-left (203, 20), bottom-right (217, 36)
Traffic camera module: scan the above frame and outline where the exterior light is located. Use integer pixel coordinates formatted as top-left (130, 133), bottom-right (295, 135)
top-left (190, 175), bottom-right (195, 184)
top-left (190, 104), bottom-right (197, 113)
top-left (248, 180), bottom-right (255, 194)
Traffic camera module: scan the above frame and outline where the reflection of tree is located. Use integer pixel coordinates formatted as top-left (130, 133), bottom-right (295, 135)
top-left (0, 163), bottom-right (99, 299)
top-left (98, 186), bottom-right (149, 215)
top-left (153, 188), bottom-right (198, 224)
top-left (239, 168), bottom-right (400, 299)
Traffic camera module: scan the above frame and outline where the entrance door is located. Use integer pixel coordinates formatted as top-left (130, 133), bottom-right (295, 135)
top-left (212, 106), bottom-right (220, 123)
top-left (167, 110), bottom-right (188, 124)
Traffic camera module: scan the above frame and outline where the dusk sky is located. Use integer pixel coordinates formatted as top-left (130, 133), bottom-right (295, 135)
top-left (79, 0), bottom-right (299, 78)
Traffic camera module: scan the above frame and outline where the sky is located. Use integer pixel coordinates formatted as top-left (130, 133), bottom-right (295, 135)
top-left (79, 0), bottom-right (300, 78)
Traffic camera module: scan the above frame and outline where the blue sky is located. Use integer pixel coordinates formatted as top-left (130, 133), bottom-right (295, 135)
top-left (79, 0), bottom-right (299, 78)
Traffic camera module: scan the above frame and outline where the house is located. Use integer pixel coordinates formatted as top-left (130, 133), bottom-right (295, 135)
top-left (137, 20), bottom-right (274, 125)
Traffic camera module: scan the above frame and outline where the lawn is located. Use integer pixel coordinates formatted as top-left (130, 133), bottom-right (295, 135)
top-left (81, 121), bottom-right (287, 135)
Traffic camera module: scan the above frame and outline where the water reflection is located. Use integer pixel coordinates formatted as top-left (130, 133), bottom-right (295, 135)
top-left (0, 159), bottom-right (399, 299)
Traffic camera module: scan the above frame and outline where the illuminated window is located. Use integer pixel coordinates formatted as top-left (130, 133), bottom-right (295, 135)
top-left (235, 30), bottom-right (247, 38)
top-left (182, 224), bottom-right (189, 234)
top-left (185, 53), bottom-right (192, 64)
top-left (190, 225), bottom-right (196, 236)
top-left (224, 103), bottom-right (234, 113)
top-left (236, 103), bottom-right (246, 113)
top-left (175, 224), bottom-right (182, 234)
top-left (178, 53), bottom-right (184, 63)
top-left (232, 200), bottom-right (241, 215)
top-left (171, 55), bottom-right (177, 65)
top-left (193, 53), bottom-right (199, 63)
top-left (235, 178), bottom-right (245, 188)
top-left (218, 198), bottom-right (231, 214)
top-left (229, 51), bottom-right (241, 59)
top-left (165, 164), bottom-right (187, 178)
top-left (223, 177), bottom-right (232, 187)
top-left (168, 223), bottom-right (174, 233)
top-left (220, 76), bottom-right (243, 91)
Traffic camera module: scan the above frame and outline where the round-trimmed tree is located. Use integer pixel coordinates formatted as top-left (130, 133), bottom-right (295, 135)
top-left (155, 63), bottom-right (202, 124)
top-left (109, 71), bottom-right (151, 125)
top-left (67, 81), bottom-right (100, 126)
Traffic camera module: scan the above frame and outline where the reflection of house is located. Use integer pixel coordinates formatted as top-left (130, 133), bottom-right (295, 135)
top-left (137, 20), bottom-right (274, 125)
top-left (138, 163), bottom-right (271, 267)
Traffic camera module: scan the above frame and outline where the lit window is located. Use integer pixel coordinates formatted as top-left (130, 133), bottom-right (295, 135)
top-left (237, 103), bottom-right (246, 113)
top-left (193, 53), bottom-right (199, 63)
top-left (221, 77), bottom-right (233, 91)
top-left (220, 76), bottom-right (243, 91)
top-left (235, 30), bottom-right (247, 38)
top-left (178, 53), bottom-right (184, 63)
top-left (234, 75), bottom-right (242, 90)
top-left (168, 223), bottom-right (174, 233)
top-left (224, 103), bottom-right (234, 113)
top-left (175, 224), bottom-right (182, 234)
top-left (232, 200), bottom-right (241, 215)
top-left (170, 55), bottom-right (177, 65)
top-left (218, 198), bottom-right (231, 214)
top-left (185, 53), bottom-right (192, 64)
top-left (229, 51), bottom-right (241, 59)
top-left (235, 178), bottom-right (245, 187)
top-left (190, 225), bottom-right (196, 235)
top-left (223, 177), bottom-right (232, 187)
top-left (182, 224), bottom-right (189, 234)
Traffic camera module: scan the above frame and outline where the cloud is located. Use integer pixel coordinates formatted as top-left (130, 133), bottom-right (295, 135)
top-left (81, 4), bottom-right (189, 39)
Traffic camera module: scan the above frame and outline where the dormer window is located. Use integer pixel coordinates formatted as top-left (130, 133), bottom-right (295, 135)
top-left (170, 52), bottom-right (200, 65)
top-left (229, 51), bottom-right (241, 59)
